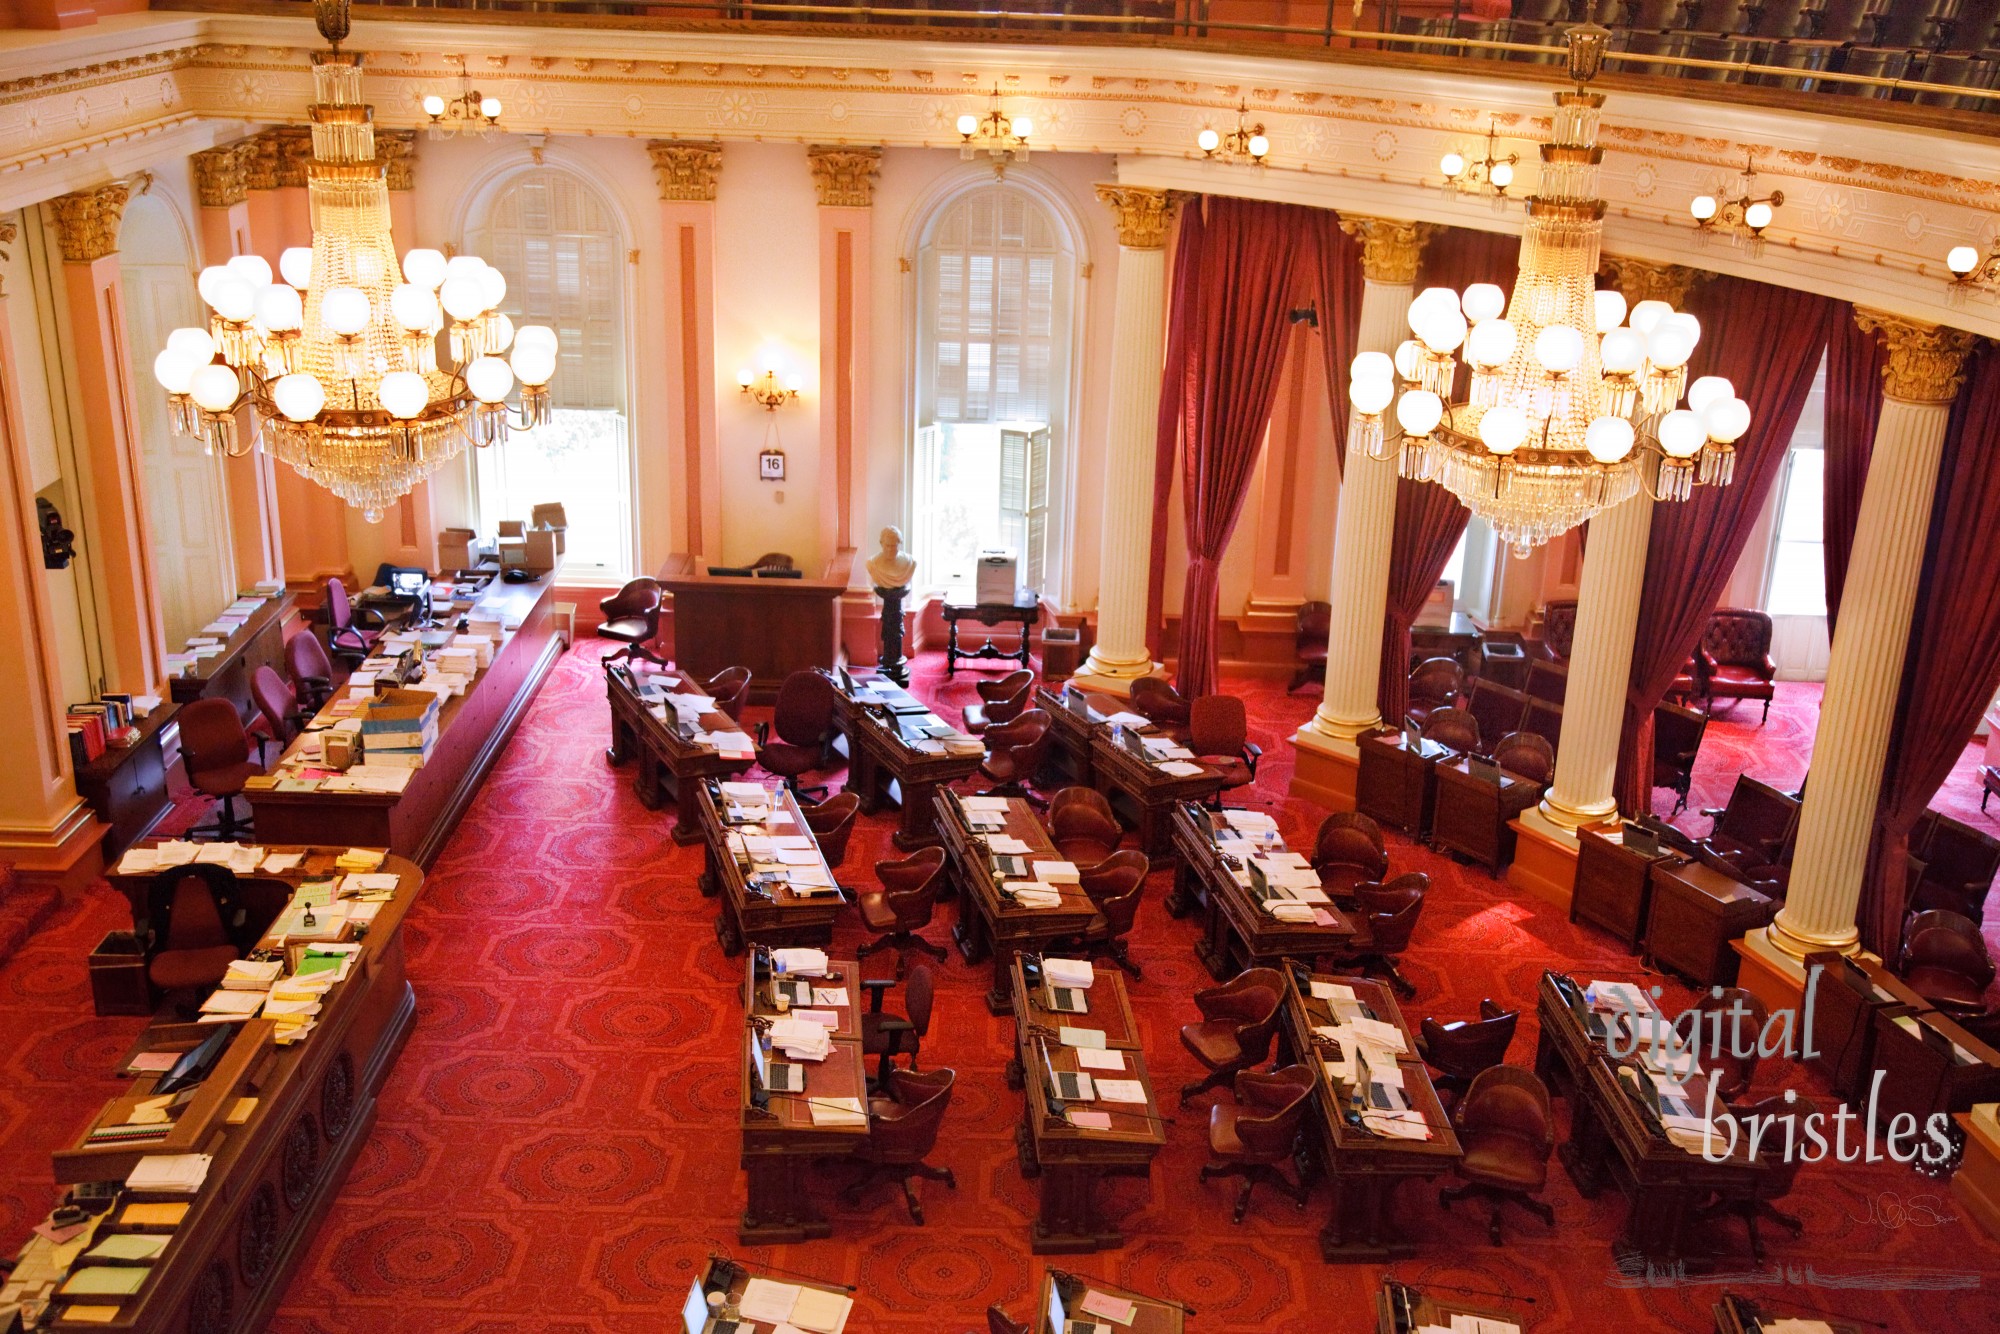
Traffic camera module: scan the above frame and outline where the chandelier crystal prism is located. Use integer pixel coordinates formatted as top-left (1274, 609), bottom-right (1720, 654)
top-left (151, 0), bottom-right (555, 523)
top-left (1351, 24), bottom-right (1747, 556)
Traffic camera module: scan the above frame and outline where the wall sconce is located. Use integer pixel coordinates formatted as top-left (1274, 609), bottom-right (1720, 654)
top-left (958, 86), bottom-right (1031, 177)
top-left (423, 72), bottom-right (502, 139)
top-left (1945, 241), bottom-right (2000, 300)
top-left (1440, 119), bottom-right (1518, 199)
top-left (1690, 153), bottom-right (1783, 245)
top-left (1196, 102), bottom-right (1270, 166)
top-left (738, 367), bottom-right (801, 412)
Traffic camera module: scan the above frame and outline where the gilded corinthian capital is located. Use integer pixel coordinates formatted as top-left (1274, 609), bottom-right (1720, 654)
top-left (1094, 185), bottom-right (1184, 250)
top-left (807, 146), bottom-right (881, 208)
top-left (1597, 255), bottom-right (1709, 309)
top-left (191, 143), bottom-right (251, 209)
top-left (1854, 309), bottom-right (1979, 405)
top-left (647, 140), bottom-right (724, 202)
top-left (1338, 215), bottom-right (1435, 285)
top-left (49, 182), bottom-right (133, 264)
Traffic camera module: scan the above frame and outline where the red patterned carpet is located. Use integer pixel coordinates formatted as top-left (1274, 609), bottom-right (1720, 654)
top-left (3, 648), bottom-right (1998, 1332)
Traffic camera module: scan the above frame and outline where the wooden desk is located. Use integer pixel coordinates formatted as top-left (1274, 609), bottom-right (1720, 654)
top-left (837, 684), bottom-right (984, 850)
top-left (1535, 972), bottom-right (1770, 1263)
top-left (1089, 728), bottom-right (1223, 867)
top-left (695, 779), bottom-right (846, 956)
top-left (603, 660), bottom-right (754, 844)
top-left (1168, 804), bottom-right (1355, 980)
top-left (738, 954), bottom-right (871, 1243)
top-left (1038, 683), bottom-right (1125, 789)
top-left (1644, 859), bottom-right (1773, 987)
top-left (1410, 612), bottom-right (1482, 672)
top-left (1280, 970), bottom-right (1462, 1262)
top-left (171, 592), bottom-right (295, 723)
top-left (1005, 956), bottom-right (1142, 1089)
top-left (1033, 1269), bottom-right (1184, 1334)
top-left (29, 847), bottom-right (422, 1333)
top-left (659, 549), bottom-right (853, 705)
top-left (1432, 755), bottom-right (1546, 871)
top-left (936, 791), bottom-right (1096, 1014)
top-left (693, 1256), bottom-right (855, 1334)
top-left (246, 574), bottom-right (562, 867)
top-left (1572, 825), bottom-right (1674, 949)
top-left (1013, 966), bottom-right (1165, 1253)
top-left (942, 589), bottom-right (1039, 675)
top-left (74, 702), bottom-right (179, 862)
top-left (1869, 1006), bottom-right (2000, 1129)
top-left (1712, 1292), bottom-right (1873, 1334)
top-left (1355, 729), bottom-right (1449, 837)
top-left (1801, 952), bottom-right (1929, 1101)
top-left (1376, 1279), bottom-right (1527, 1333)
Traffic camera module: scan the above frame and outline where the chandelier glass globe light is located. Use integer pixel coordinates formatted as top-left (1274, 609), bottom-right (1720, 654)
top-left (1350, 25), bottom-right (1747, 556)
top-left (151, 1), bottom-right (555, 523)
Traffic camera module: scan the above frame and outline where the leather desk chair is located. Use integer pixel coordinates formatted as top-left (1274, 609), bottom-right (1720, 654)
top-left (1909, 810), bottom-right (2000, 921)
top-left (986, 1308), bottom-right (1029, 1334)
top-left (1698, 776), bottom-right (1800, 880)
top-left (845, 1067), bottom-right (956, 1223)
top-left (142, 864), bottom-right (260, 999)
top-left (1072, 850), bottom-right (1149, 978)
top-left (1178, 967), bottom-right (1285, 1104)
top-left (1290, 600), bottom-right (1331, 693)
top-left (962, 669), bottom-right (1033, 733)
top-left (801, 792), bottom-right (861, 868)
top-left (1539, 599), bottom-right (1577, 662)
top-left (1464, 680), bottom-right (1528, 756)
top-left (180, 698), bottom-right (260, 841)
top-left (1438, 1066), bottom-right (1557, 1244)
top-left (1336, 877), bottom-right (1427, 997)
top-left (1491, 731), bottom-right (1554, 785)
top-left (857, 847), bottom-right (950, 973)
top-left (704, 666), bottom-right (753, 722)
top-left (1900, 909), bottom-right (1996, 1016)
top-left (1525, 658), bottom-right (1569, 710)
top-left (1651, 700), bottom-right (1708, 817)
top-left (1129, 677), bottom-right (1192, 738)
top-left (1423, 706), bottom-right (1481, 755)
top-left (1406, 657), bottom-right (1467, 728)
top-left (1311, 811), bottom-right (1389, 899)
top-left (1199, 1064), bottom-right (1315, 1223)
top-left (978, 709), bottom-right (1052, 800)
top-left (1675, 987), bottom-right (1768, 1103)
top-left (860, 961), bottom-right (935, 1087)
top-left (285, 630), bottom-right (335, 712)
top-left (756, 670), bottom-right (839, 799)
top-left (1189, 695), bottom-right (1262, 805)
top-left (597, 578), bottom-right (662, 666)
top-left (1418, 1001), bottom-right (1520, 1106)
top-left (1701, 1091), bottom-right (1816, 1260)
top-left (1696, 608), bottom-right (1777, 721)
top-left (323, 577), bottom-right (384, 667)
top-left (249, 664), bottom-right (302, 765)
top-left (752, 551), bottom-right (796, 572)
top-left (1048, 787), bottom-right (1123, 866)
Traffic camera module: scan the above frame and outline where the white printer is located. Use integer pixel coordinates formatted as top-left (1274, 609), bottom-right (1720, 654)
top-left (975, 549), bottom-right (1020, 605)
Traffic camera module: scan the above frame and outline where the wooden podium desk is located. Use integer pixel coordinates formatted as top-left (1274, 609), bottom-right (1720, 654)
top-left (1005, 956), bottom-right (1142, 1090)
top-left (1572, 825), bottom-right (1674, 949)
top-left (1377, 1279), bottom-right (1528, 1333)
top-left (1869, 1007), bottom-right (2000, 1129)
top-left (1643, 859), bottom-right (1773, 987)
top-left (1033, 1270), bottom-right (1184, 1334)
top-left (1037, 684), bottom-right (1131, 789)
top-left (603, 660), bottom-right (754, 844)
top-left (738, 954), bottom-right (870, 1244)
top-left (695, 780), bottom-right (846, 956)
top-left (246, 574), bottom-right (561, 867)
top-left (1168, 803), bottom-right (1354, 981)
top-left (1013, 966), bottom-right (1165, 1254)
top-left (171, 592), bottom-right (295, 724)
top-left (1431, 755), bottom-right (1546, 871)
top-left (659, 549), bottom-right (853, 705)
top-left (1089, 727), bottom-right (1224, 866)
top-left (1801, 952), bottom-right (1930, 1101)
top-left (936, 791), bottom-right (1095, 1014)
top-left (1355, 729), bottom-right (1450, 837)
top-left (36, 847), bottom-right (423, 1334)
top-left (1280, 970), bottom-right (1461, 1262)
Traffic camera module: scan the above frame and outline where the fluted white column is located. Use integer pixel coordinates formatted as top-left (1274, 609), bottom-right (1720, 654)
top-left (1540, 489), bottom-right (1654, 828)
top-left (1078, 186), bottom-right (1182, 687)
top-left (1771, 313), bottom-right (1975, 957)
top-left (1297, 217), bottom-right (1433, 744)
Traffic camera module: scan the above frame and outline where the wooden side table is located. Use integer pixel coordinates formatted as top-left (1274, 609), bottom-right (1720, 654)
top-left (942, 591), bottom-right (1040, 675)
top-left (1643, 859), bottom-right (1773, 986)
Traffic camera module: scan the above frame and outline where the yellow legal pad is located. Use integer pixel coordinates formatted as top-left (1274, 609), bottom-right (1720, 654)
top-left (61, 1305), bottom-right (122, 1323)
top-left (117, 1202), bottom-right (188, 1228)
top-left (60, 1266), bottom-right (148, 1296)
top-left (226, 1096), bottom-right (258, 1126)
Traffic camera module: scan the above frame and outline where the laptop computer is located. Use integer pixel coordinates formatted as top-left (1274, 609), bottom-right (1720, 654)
top-left (1045, 983), bottom-right (1089, 1015)
top-left (751, 1035), bottom-right (804, 1094)
top-left (1041, 1046), bottom-right (1094, 1104)
top-left (683, 1279), bottom-right (742, 1334)
top-left (1048, 1282), bottom-right (1109, 1334)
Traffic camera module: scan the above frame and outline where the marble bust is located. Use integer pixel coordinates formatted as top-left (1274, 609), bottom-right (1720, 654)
top-left (867, 525), bottom-right (917, 591)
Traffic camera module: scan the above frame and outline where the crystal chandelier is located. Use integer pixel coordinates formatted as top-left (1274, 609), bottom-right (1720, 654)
top-left (150, 0), bottom-right (555, 523)
top-left (957, 86), bottom-right (1031, 177)
top-left (1350, 25), bottom-right (1749, 556)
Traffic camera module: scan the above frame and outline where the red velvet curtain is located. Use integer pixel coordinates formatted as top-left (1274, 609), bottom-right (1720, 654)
top-left (1170, 196), bottom-right (1314, 697)
top-left (1374, 228), bottom-right (1516, 725)
top-left (1312, 214), bottom-right (1365, 473)
top-left (1822, 302), bottom-right (1886, 637)
top-left (1859, 347), bottom-right (2000, 956)
top-left (1145, 201), bottom-right (1206, 659)
top-left (1612, 277), bottom-right (1835, 814)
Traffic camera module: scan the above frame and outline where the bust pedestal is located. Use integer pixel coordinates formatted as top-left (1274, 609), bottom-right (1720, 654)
top-left (875, 585), bottom-right (908, 686)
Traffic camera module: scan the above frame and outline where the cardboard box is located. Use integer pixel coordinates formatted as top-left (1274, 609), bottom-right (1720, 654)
top-left (437, 527), bottom-right (477, 570)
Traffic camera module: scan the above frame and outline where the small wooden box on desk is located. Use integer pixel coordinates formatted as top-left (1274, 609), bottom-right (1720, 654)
top-left (1572, 824), bottom-right (1674, 949)
top-left (1355, 729), bottom-right (1447, 838)
top-left (1644, 858), bottom-right (1773, 987)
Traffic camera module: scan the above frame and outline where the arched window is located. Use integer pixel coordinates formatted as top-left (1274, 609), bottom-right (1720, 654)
top-left (914, 180), bottom-right (1078, 594)
top-left (466, 167), bottom-right (631, 577)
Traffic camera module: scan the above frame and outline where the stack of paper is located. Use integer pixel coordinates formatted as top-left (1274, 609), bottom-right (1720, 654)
top-left (1033, 861), bottom-right (1080, 885)
top-left (1157, 760), bottom-right (1209, 777)
top-left (221, 959), bottom-right (282, 990)
top-left (1269, 902), bottom-right (1318, 923)
top-left (807, 1097), bottom-right (867, 1128)
top-left (1103, 711), bottom-right (1151, 728)
top-left (260, 851), bottom-right (304, 873)
top-left (987, 835), bottom-right (1031, 856)
top-left (1043, 958), bottom-right (1096, 989)
top-left (1005, 882), bottom-right (1064, 909)
top-left (336, 848), bottom-right (387, 873)
top-left (772, 948), bottom-right (829, 977)
top-left (697, 730), bottom-right (757, 761)
top-left (126, 1154), bottom-right (211, 1193)
top-left (198, 988), bottom-right (266, 1020)
top-left (769, 1018), bottom-right (833, 1061)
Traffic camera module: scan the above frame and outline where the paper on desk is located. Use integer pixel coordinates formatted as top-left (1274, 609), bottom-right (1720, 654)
top-left (261, 851), bottom-right (304, 872)
top-left (1059, 1026), bottom-right (1107, 1050)
top-left (1349, 1016), bottom-right (1408, 1054)
top-left (1006, 884), bottom-right (1064, 909)
top-left (1079, 1291), bottom-right (1139, 1327)
top-left (115, 848), bottom-right (160, 875)
top-left (986, 835), bottom-right (1032, 855)
top-left (722, 780), bottom-right (771, 799)
top-left (787, 1288), bottom-right (853, 1334)
top-left (1068, 1109), bottom-right (1113, 1131)
top-left (1446, 1317), bottom-right (1522, 1334)
top-left (792, 1009), bottom-right (839, 1028)
top-left (1224, 809), bottom-right (1278, 831)
top-left (772, 835), bottom-right (816, 849)
top-left (812, 988), bottom-right (849, 1008)
top-left (772, 948), bottom-right (829, 977)
top-left (1361, 1109), bottom-right (1433, 1140)
top-left (784, 866), bottom-right (837, 890)
top-left (960, 795), bottom-right (1012, 812)
top-left (1092, 1078), bottom-right (1148, 1104)
top-left (809, 1096), bottom-right (868, 1127)
top-left (1076, 1048), bottom-right (1124, 1072)
top-left (1103, 711), bottom-right (1151, 728)
top-left (1033, 860), bottom-right (1080, 884)
top-left (1043, 958), bottom-right (1095, 989)
top-left (1157, 760), bottom-right (1208, 778)
top-left (1760, 1322), bottom-right (1835, 1334)
top-left (777, 847), bottom-right (822, 865)
top-left (739, 1279), bottom-right (804, 1324)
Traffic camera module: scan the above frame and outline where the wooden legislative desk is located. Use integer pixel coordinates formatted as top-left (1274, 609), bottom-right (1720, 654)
top-left (1376, 1279), bottom-right (1527, 1333)
top-left (833, 678), bottom-right (985, 850)
top-left (24, 847), bottom-right (422, 1333)
top-left (1355, 728), bottom-right (1450, 838)
top-left (74, 702), bottom-right (180, 862)
top-left (1089, 729), bottom-right (1224, 867)
top-left (1280, 969), bottom-right (1461, 1262)
top-left (696, 779), bottom-right (847, 955)
top-left (1011, 963), bottom-right (1165, 1254)
top-left (1712, 1292), bottom-right (1872, 1334)
top-left (692, 1255), bottom-right (855, 1333)
top-left (1168, 803), bottom-right (1356, 981)
top-left (659, 549), bottom-right (854, 705)
top-left (937, 791), bottom-right (1097, 1014)
top-left (603, 660), bottom-right (753, 844)
top-left (1535, 971), bottom-right (1770, 1263)
top-left (170, 593), bottom-right (295, 724)
top-left (1037, 683), bottom-right (1126, 790)
top-left (246, 575), bottom-right (563, 867)
top-left (1431, 753), bottom-right (1546, 872)
top-left (739, 954), bottom-right (870, 1243)
top-left (1572, 824), bottom-right (1674, 950)
top-left (1032, 1269), bottom-right (1184, 1334)
top-left (1801, 952), bottom-right (1930, 1102)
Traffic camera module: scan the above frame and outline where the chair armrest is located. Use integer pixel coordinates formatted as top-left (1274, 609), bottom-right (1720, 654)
top-left (1759, 655), bottom-right (1777, 679)
top-left (756, 720), bottom-right (771, 746)
top-left (858, 977), bottom-right (895, 1012)
top-left (872, 1016), bottom-right (914, 1036)
top-left (1242, 741), bottom-right (1263, 776)
top-left (354, 607), bottom-right (388, 629)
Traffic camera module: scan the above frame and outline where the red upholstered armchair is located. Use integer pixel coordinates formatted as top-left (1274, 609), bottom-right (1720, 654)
top-left (1491, 731), bottom-right (1554, 785)
top-left (1406, 657), bottom-right (1467, 728)
top-left (1673, 987), bottom-right (1768, 1104)
top-left (1311, 811), bottom-right (1388, 898)
top-left (1699, 1092), bottom-right (1817, 1260)
top-left (1129, 677), bottom-right (1192, 737)
top-left (284, 630), bottom-right (335, 712)
top-left (1178, 967), bottom-right (1285, 1104)
top-left (703, 666), bottom-right (752, 722)
top-left (1439, 1066), bottom-right (1557, 1244)
top-left (180, 698), bottom-right (260, 841)
top-left (755, 670), bottom-right (839, 799)
top-left (962, 669), bottom-right (1033, 734)
top-left (248, 664), bottom-right (303, 765)
top-left (1048, 787), bottom-right (1123, 866)
top-left (1539, 599), bottom-right (1577, 662)
top-left (1417, 1000), bottom-right (1519, 1106)
top-left (597, 578), bottom-right (663, 665)
top-left (842, 1067), bottom-right (956, 1223)
top-left (1188, 694), bottom-right (1261, 804)
top-left (323, 577), bottom-right (384, 666)
top-left (857, 846), bottom-right (950, 972)
top-left (801, 792), bottom-right (861, 868)
top-left (1290, 601), bottom-right (1331, 693)
top-left (1199, 1065), bottom-right (1316, 1223)
top-left (1696, 608), bottom-right (1777, 722)
top-left (1072, 850), bottom-right (1150, 979)
top-left (978, 709), bottom-right (1053, 800)
top-left (1900, 909), bottom-right (1996, 1017)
